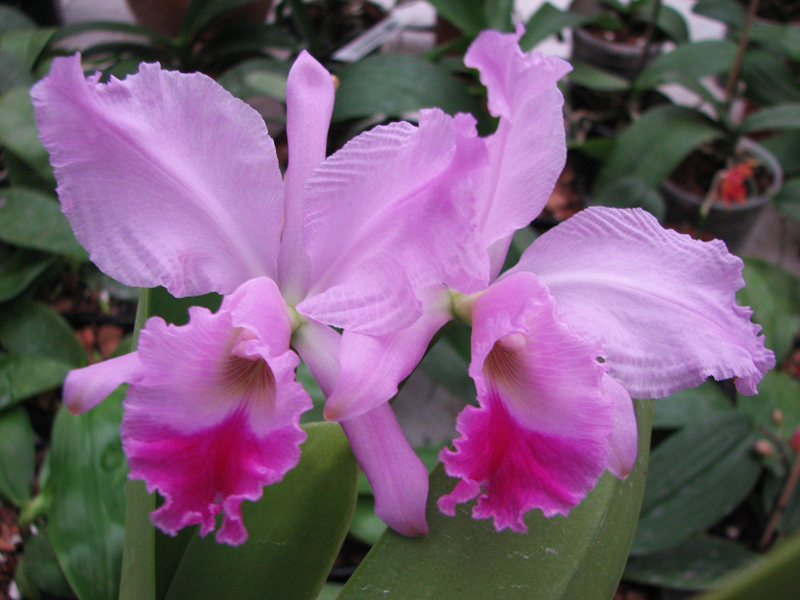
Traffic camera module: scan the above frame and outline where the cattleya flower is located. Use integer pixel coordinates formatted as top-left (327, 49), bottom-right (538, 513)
top-left (32, 48), bottom-right (492, 543)
top-left (323, 29), bottom-right (775, 532)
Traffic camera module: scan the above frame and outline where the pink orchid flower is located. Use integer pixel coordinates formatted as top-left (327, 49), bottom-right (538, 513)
top-left (323, 28), bottom-right (775, 533)
top-left (32, 50), bottom-right (492, 543)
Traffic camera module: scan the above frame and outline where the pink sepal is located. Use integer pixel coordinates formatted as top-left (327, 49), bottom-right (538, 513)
top-left (63, 352), bottom-right (144, 414)
top-left (603, 375), bottom-right (638, 479)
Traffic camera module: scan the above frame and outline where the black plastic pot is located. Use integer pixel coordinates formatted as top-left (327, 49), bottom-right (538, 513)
top-left (662, 139), bottom-right (783, 252)
top-left (571, 27), bottom-right (664, 81)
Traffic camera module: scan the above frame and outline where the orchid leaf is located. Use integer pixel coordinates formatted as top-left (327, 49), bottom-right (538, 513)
top-left (0, 6), bottom-right (36, 36)
top-left (45, 390), bottom-right (127, 600)
top-left (737, 371), bottom-right (800, 439)
top-left (634, 40), bottom-right (737, 91)
top-left (625, 535), bottom-right (756, 591)
top-left (737, 258), bottom-right (800, 364)
top-left (337, 399), bottom-right (653, 600)
top-left (0, 249), bottom-right (54, 302)
top-left (569, 61), bottom-right (631, 92)
top-left (519, 2), bottom-right (595, 51)
top-left (631, 411), bottom-right (761, 555)
top-left (739, 103), bottom-right (800, 135)
top-left (774, 178), bottom-right (800, 225)
top-left (0, 52), bottom-right (32, 95)
top-left (0, 354), bottom-right (71, 411)
top-left (0, 406), bottom-right (35, 507)
top-left (741, 50), bottom-right (800, 106)
top-left (655, 5), bottom-right (689, 44)
top-left (164, 422), bottom-right (357, 600)
top-left (0, 187), bottom-right (89, 261)
top-left (484, 0), bottom-right (514, 33)
top-left (51, 20), bottom-right (173, 46)
top-left (693, 0), bottom-right (745, 28)
top-left (592, 175), bottom-right (664, 220)
top-left (0, 27), bottom-right (56, 71)
top-left (181, 0), bottom-right (265, 38)
top-left (332, 54), bottom-right (483, 124)
top-left (0, 86), bottom-right (55, 187)
top-left (423, 0), bottom-right (486, 37)
top-left (594, 104), bottom-right (726, 196)
top-left (696, 533), bottom-right (800, 600)
top-left (762, 133), bottom-right (800, 177)
top-left (16, 526), bottom-right (76, 599)
top-left (218, 58), bottom-right (289, 101)
top-left (652, 381), bottom-right (732, 429)
top-left (0, 298), bottom-right (87, 367)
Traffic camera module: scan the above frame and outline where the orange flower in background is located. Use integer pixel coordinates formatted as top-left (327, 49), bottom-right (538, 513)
top-left (717, 159), bottom-right (758, 207)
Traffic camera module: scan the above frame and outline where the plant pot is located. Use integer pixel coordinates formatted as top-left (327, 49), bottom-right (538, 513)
top-left (125, 0), bottom-right (271, 37)
top-left (571, 27), bottom-right (664, 81)
top-left (662, 139), bottom-right (783, 252)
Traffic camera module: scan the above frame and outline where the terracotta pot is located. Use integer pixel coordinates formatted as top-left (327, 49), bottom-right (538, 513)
top-left (662, 139), bottom-right (783, 252)
top-left (125, 0), bottom-right (271, 37)
top-left (571, 27), bottom-right (664, 81)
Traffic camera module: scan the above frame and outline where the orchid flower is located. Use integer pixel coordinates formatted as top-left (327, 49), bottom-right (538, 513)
top-left (323, 28), bottom-right (775, 533)
top-left (32, 50), bottom-right (491, 542)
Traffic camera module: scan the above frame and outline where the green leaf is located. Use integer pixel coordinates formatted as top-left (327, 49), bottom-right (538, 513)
top-left (635, 40), bottom-right (737, 91)
top-left (337, 399), bottom-right (654, 600)
top-left (418, 335), bottom-right (474, 403)
top-left (217, 57), bottom-right (290, 101)
top-left (741, 50), bottom-right (800, 106)
top-left (424, 0), bottom-right (486, 37)
top-left (774, 178), bottom-right (800, 225)
top-left (692, 0), bottom-right (745, 28)
top-left (484, 0), bottom-right (514, 32)
top-left (45, 391), bottom-right (127, 600)
top-left (592, 175), bottom-right (665, 220)
top-left (0, 187), bottom-right (88, 260)
top-left (0, 6), bottom-right (36, 36)
top-left (632, 412), bottom-right (761, 555)
top-left (652, 381), bottom-right (732, 429)
top-left (164, 422), bottom-right (357, 600)
top-left (349, 495), bottom-right (387, 546)
top-left (51, 20), bottom-right (173, 47)
top-left (655, 5), bottom-right (689, 44)
top-left (569, 61), bottom-right (631, 92)
top-left (696, 532), bottom-right (800, 600)
top-left (739, 103), bottom-right (800, 135)
top-left (0, 248), bottom-right (53, 302)
top-left (332, 54), bottom-right (483, 123)
top-left (625, 535), bottom-right (756, 591)
top-left (0, 52), bottom-right (33, 95)
top-left (750, 21), bottom-right (800, 62)
top-left (594, 104), bottom-right (726, 195)
top-left (180, 0), bottom-right (266, 38)
top-left (0, 86), bottom-right (56, 187)
top-left (0, 405), bottom-right (35, 507)
top-left (17, 526), bottom-right (76, 599)
top-left (761, 132), bottom-right (800, 178)
top-left (738, 258), bottom-right (800, 364)
top-left (0, 27), bottom-right (56, 71)
top-left (737, 370), bottom-right (800, 439)
top-left (0, 354), bottom-right (71, 410)
top-left (0, 298), bottom-right (87, 367)
top-left (519, 2), bottom-right (595, 50)
top-left (146, 286), bottom-right (222, 326)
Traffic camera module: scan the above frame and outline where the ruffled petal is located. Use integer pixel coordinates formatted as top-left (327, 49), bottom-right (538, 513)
top-left (439, 272), bottom-right (612, 532)
top-left (510, 207), bottom-right (775, 398)
top-left (279, 51), bottom-right (335, 302)
top-left (602, 375), bottom-right (638, 479)
top-left (341, 403), bottom-right (429, 536)
top-left (63, 352), bottom-right (144, 414)
top-left (298, 110), bottom-right (489, 334)
top-left (465, 28), bottom-right (571, 248)
top-left (32, 55), bottom-right (283, 297)
top-left (121, 277), bottom-right (311, 545)
top-left (324, 285), bottom-right (452, 421)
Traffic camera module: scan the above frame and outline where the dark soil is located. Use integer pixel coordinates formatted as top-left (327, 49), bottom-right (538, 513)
top-left (740, 0), bottom-right (800, 22)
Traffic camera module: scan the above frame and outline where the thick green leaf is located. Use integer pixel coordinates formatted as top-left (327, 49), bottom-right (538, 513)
top-left (750, 21), bottom-right (800, 62)
top-left (632, 412), bottom-right (761, 555)
top-left (0, 298), bottom-right (87, 367)
top-left (484, 0), bottom-right (514, 32)
top-left (739, 103), bottom-right (800, 135)
top-left (519, 2), bottom-right (594, 50)
top-left (181, 0), bottom-right (267, 38)
top-left (741, 50), bottom-right (800, 107)
top-left (0, 86), bottom-right (55, 187)
top-left (0, 354), bottom-right (71, 410)
top-left (763, 133), bottom-right (800, 177)
top-left (692, 0), bottom-right (745, 28)
top-left (655, 5), bottom-right (689, 44)
top-left (0, 187), bottom-right (88, 260)
top-left (737, 371), bottom-right (800, 439)
top-left (418, 335), bottom-right (474, 403)
top-left (625, 535), bottom-right (756, 591)
top-left (774, 178), bottom-right (800, 225)
top-left (146, 286), bottom-right (221, 326)
top-left (424, 0), bottom-right (486, 37)
top-left (0, 6), bottom-right (36, 36)
top-left (45, 392), bottom-right (127, 600)
top-left (635, 40), bottom-right (737, 91)
top-left (0, 248), bottom-right (53, 302)
top-left (697, 533), bottom-right (800, 600)
top-left (569, 61), bottom-right (631, 92)
top-left (594, 104), bottom-right (726, 195)
top-left (51, 20), bottom-right (173, 46)
top-left (216, 57), bottom-right (290, 101)
top-left (17, 526), bottom-right (76, 599)
top-left (652, 381), bottom-right (732, 429)
top-left (0, 27), bottom-right (56, 71)
top-left (0, 52), bottom-right (33, 95)
top-left (592, 175), bottom-right (665, 220)
top-left (164, 422), bottom-right (357, 600)
top-left (738, 258), bottom-right (800, 364)
top-left (0, 405), bottom-right (35, 506)
top-left (337, 399), bottom-right (653, 600)
top-left (333, 54), bottom-right (483, 123)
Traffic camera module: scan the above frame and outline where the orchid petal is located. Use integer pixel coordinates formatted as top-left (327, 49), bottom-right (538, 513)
top-left (510, 207), bottom-right (775, 398)
top-left (465, 29), bottom-right (571, 247)
top-left (298, 110), bottom-right (489, 334)
top-left (325, 285), bottom-right (452, 421)
top-left (63, 352), bottom-right (144, 414)
top-left (279, 51), bottom-right (335, 302)
top-left (341, 403), bottom-right (429, 536)
top-left (292, 319), bottom-right (342, 396)
top-left (603, 375), bottom-right (637, 479)
top-left (439, 272), bottom-right (612, 532)
top-left (32, 55), bottom-right (283, 297)
top-left (121, 277), bottom-right (311, 545)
